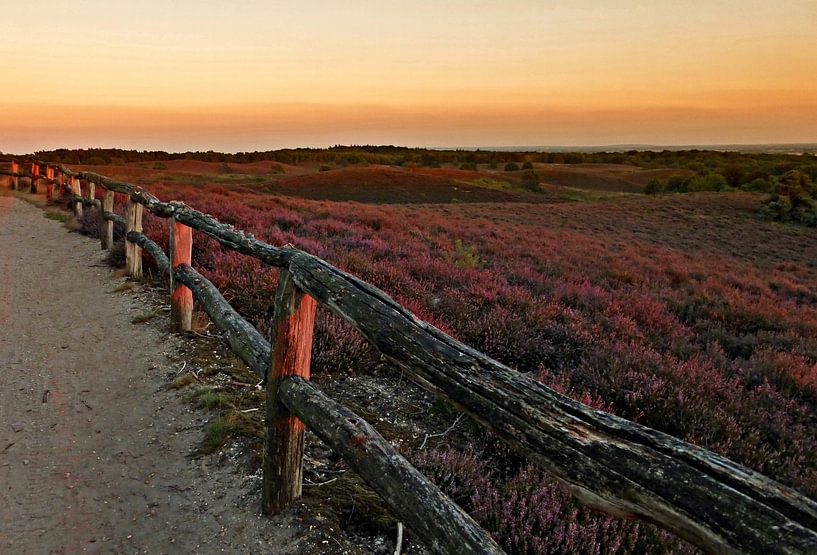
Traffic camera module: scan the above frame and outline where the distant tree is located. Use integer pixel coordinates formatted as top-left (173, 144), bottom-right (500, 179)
top-left (460, 162), bottom-right (478, 171)
top-left (721, 165), bottom-right (745, 188)
top-left (521, 161), bottom-right (534, 170)
top-left (504, 162), bottom-right (520, 172)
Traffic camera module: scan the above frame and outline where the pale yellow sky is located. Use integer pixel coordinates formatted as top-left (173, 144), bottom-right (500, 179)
top-left (1, 1), bottom-right (815, 152)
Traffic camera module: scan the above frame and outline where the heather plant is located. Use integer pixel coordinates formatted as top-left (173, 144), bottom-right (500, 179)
top-left (93, 172), bottom-right (817, 549)
top-left (412, 448), bottom-right (695, 554)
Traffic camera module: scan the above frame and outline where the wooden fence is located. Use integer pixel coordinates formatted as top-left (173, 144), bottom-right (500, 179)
top-left (2, 162), bottom-right (817, 554)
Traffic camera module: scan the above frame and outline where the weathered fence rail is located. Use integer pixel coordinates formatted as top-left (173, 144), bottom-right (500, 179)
top-left (2, 162), bottom-right (817, 554)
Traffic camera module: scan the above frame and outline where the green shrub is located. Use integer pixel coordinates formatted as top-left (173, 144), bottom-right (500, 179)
top-left (643, 178), bottom-right (665, 195)
top-left (450, 239), bottom-right (485, 269)
top-left (521, 161), bottom-right (534, 170)
top-left (687, 173), bottom-right (728, 192)
top-left (742, 177), bottom-right (774, 193)
top-left (504, 162), bottom-right (519, 172)
top-left (520, 170), bottom-right (540, 191)
top-left (757, 171), bottom-right (817, 226)
top-left (665, 175), bottom-right (688, 193)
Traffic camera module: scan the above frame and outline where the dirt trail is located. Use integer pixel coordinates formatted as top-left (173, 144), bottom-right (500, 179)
top-left (0, 196), bottom-right (309, 554)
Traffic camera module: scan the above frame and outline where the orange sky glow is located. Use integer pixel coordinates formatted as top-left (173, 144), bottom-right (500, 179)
top-left (1, 1), bottom-right (815, 152)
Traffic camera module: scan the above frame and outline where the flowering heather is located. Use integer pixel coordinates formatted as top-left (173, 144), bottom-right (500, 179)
top-left (98, 172), bottom-right (817, 551)
top-left (413, 448), bottom-right (695, 554)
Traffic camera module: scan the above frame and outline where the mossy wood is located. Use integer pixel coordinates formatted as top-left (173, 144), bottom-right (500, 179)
top-left (280, 375), bottom-right (504, 555)
top-left (171, 264), bottom-right (501, 552)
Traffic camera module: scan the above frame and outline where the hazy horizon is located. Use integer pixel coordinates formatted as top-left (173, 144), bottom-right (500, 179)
top-left (5, 142), bottom-right (817, 158)
top-left (2, 1), bottom-right (815, 153)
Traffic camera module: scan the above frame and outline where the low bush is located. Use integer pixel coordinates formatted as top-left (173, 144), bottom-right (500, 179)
top-left (643, 178), bottom-right (664, 194)
top-left (757, 171), bottom-right (817, 226)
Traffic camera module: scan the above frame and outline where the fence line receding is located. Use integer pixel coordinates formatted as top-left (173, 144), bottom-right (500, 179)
top-left (2, 162), bottom-right (816, 555)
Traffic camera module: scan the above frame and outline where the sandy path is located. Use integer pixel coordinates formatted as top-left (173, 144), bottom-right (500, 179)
top-left (0, 197), bottom-right (306, 554)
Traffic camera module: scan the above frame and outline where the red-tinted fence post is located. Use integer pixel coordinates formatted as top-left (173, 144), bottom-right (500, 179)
top-left (30, 163), bottom-right (39, 193)
top-left (262, 269), bottom-right (317, 515)
top-left (169, 219), bottom-right (193, 332)
top-left (45, 167), bottom-right (54, 200)
top-left (10, 161), bottom-right (18, 190)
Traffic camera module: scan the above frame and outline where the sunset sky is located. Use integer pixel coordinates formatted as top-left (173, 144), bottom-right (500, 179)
top-left (1, 1), bottom-right (816, 153)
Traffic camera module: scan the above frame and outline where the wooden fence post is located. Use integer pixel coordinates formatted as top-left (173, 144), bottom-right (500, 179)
top-left (73, 178), bottom-right (83, 218)
top-left (56, 171), bottom-right (63, 197)
top-left (30, 163), bottom-right (39, 193)
top-left (169, 219), bottom-right (193, 332)
top-left (87, 179), bottom-right (95, 207)
top-left (101, 190), bottom-right (114, 249)
top-left (262, 269), bottom-right (317, 515)
top-left (45, 167), bottom-right (54, 200)
top-left (125, 199), bottom-right (143, 278)
top-left (10, 161), bottom-right (17, 190)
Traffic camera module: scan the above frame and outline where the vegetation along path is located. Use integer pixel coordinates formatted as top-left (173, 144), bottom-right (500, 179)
top-left (0, 195), bottom-right (307, 553)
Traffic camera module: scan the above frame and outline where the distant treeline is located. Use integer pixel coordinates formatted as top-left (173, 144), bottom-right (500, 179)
top-left (3, 145), bottom-right (816, 179)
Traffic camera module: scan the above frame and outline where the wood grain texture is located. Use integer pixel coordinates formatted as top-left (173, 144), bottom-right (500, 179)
top-left (101, 191), bottom-right (114, 250)
top-left (279, 376), bottom-right (504, 555)
top-left (173, 264), bottom-right (500, 553)
top-left (125, 199), bottom-right (143, 279)
top-left (285, 250), bottom-right (817, 555)
top-left (172, 264), bottom-right (269, 377)
top-left (262, 270), bottom-right (316, 515)
top-left (73, 178), bottom-right (83, 218)
top-left (169, 220), bottom-right (193, 332)
top-left (126, 231), bottom-right (169, 274)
